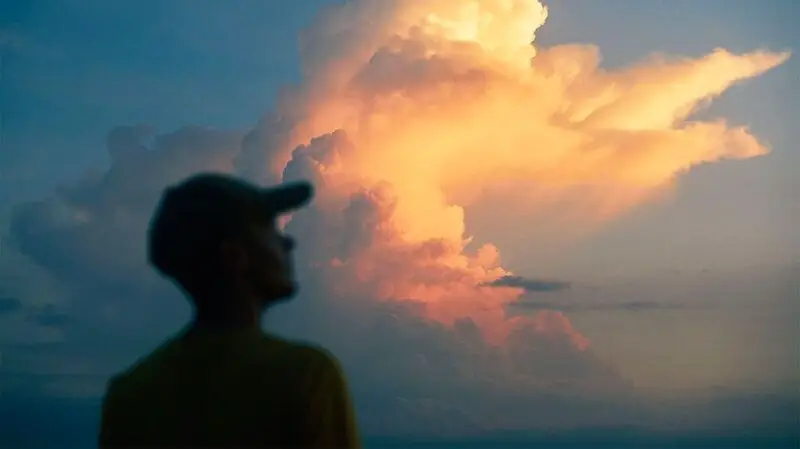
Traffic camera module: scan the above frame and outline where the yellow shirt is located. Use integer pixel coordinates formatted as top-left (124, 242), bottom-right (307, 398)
top-left (99, 327), bottom-right (361, 448)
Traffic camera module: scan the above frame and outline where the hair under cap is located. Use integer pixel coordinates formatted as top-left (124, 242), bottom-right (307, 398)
top-left (147, 172), bottom-right (313, 280)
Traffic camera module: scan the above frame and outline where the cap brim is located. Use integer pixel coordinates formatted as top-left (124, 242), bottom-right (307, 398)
top-left (261, 181), bottom-right (314, 214)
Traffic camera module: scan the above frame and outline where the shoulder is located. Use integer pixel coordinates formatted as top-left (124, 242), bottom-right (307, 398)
top-left (271, 338), bottom-right (347, 383)
top-left (279, 338), bottom-right (343, 367)
top-left (104, 336), bottom-right (182, 398)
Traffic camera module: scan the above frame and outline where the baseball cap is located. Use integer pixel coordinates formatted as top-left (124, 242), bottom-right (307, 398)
top-left (147, 172), bottom-right (313, 279)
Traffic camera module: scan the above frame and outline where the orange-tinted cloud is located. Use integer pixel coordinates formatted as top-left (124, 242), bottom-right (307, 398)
top-left (247, 0), bottom-right (790, 347)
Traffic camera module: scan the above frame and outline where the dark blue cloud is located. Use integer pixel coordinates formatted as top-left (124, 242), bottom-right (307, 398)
top-left (509, 299), bottom-right (690, 312)
top-left (482, 275), bottom-right (572, 292)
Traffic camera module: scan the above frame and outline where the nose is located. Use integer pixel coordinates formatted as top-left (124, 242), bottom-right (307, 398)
top-left (282, 235), bottom-right (295, 252)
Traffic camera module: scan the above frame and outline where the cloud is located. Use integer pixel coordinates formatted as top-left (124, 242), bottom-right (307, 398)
top-left (8, 125), bottom-right (242, 291)
top-left (235, 0), bottom-right (788, 348)
top-left (0, 296), bottom-right (22, 313)
top-left (482, 275), bottom-right (571, 292)
top-left (26, 304), bottom-right (70, 327)
top-left (1, 0), bottom-right (792, 437)
top-left (508, 299), bottom-right (688, 313)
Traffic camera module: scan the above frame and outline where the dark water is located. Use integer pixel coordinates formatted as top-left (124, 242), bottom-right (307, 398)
top-left (365, 441), bottom-right (800, 449)
top-left (365, 436), bottom-right (800, 449)
top-left (1, 396), bottom-right (797, 449)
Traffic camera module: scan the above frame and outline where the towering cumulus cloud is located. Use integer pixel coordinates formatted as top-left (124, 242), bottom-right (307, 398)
top-left (239, 0), bottom-right (788, 346)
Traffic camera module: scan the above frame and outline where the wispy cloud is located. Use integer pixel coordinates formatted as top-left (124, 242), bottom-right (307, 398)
top-left (26, 304), bottom-right (70, 327)
top-left (481, 275), bottom-right (572, 292)
top-left (508, 299), bottom-right (691, 312)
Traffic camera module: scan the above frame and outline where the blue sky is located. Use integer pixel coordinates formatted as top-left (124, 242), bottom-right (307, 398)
top-left (1, 0), bottom-right (798, 446)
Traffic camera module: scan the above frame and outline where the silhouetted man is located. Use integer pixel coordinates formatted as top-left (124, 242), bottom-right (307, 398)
top-left (99, 173), bottom-right (361, 448)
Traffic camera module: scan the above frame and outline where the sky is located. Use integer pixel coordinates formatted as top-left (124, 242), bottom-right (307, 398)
top-left (0, 0), bottom-right (798, 446)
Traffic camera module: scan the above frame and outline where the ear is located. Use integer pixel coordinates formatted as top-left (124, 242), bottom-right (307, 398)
top-left (219, 240), bottom-right (249, 272)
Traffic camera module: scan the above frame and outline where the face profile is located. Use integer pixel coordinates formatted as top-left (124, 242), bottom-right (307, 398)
top-left (229, 222), bottom-right (299, 305)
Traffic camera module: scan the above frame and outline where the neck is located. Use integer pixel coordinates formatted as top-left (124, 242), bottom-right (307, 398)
top-left (187, 285), bottom-right (264, 331)
top-left (192, 305), bottom-right (262, 330)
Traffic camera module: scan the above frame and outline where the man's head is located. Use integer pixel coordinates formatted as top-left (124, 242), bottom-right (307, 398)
top-left (147, 173), bottom-right (313, 310)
